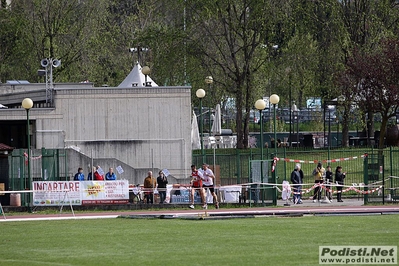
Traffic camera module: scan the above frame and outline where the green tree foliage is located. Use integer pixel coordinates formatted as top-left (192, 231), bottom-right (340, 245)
top-left (2, 0), bottom-right (399, 149)
top-left (183, 0), bottom-right (288, 148)
top-left (1, 0), bottom-right (136, 86)
top-left (0, 6), bottom-right (25, 82)
top-left (336, 0), bottom-right (399, 146)
top-left (339, 38), bottom-right (399, 150)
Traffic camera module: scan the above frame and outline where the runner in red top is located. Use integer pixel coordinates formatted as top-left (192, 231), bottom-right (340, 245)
top-left (189, 165), bottom-right (206, 209)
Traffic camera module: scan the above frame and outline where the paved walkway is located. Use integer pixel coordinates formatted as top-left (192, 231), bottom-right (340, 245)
top-left (1, 198), bottom-right (398, 222)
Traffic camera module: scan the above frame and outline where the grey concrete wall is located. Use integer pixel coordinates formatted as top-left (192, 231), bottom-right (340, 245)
top-left (0, 85), bottom-right (192, 181)
top-left (66, 148), bottom-right (179, 185)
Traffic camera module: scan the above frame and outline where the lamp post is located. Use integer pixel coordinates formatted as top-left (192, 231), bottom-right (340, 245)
top-left (270, 94), bottom-right (279, 206)
top-left (22, 98), bottom-right (33, 208)
top-left (255, 99), bottom-right (267, 159)
top-left (205, 76), bottom-right (213, 133)
top-left (196, 89), bottom-right (206, 159)
top-left (142, 66), bottom-right (151, 87)
top-left (255, 99), bottom-right (267, 204)
top-left (270, 94), bottom-right (280, 154)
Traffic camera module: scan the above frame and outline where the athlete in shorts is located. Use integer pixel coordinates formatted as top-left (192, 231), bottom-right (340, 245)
top-left (189, 165), bottom-right (206, 209)
top-left (200, 163), bottom-right (219, 209)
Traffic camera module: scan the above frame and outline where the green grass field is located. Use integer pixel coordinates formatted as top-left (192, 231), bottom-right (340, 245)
top-left (0, 214), bottom-right (398, 265)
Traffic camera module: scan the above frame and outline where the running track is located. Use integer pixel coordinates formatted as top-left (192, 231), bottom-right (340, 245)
top-left (1, 203), bottom-right (399, 222)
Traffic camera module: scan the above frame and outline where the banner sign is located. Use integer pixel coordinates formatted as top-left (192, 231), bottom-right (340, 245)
top-left (33, 180), bottom-right (129, 206)
top-left (81, 180), bottom-right (129, 205)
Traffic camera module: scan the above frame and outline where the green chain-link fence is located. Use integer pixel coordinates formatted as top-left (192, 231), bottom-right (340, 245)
top-left (193, 146), bottom-right (399, 203)
top-left (8, 148), bottom-right (67, 206)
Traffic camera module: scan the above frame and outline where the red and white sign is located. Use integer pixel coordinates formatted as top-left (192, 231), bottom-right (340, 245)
top-left (33, 181), bottom-right (81, 206)
top-left (32, 180), bottom-right (129, 206)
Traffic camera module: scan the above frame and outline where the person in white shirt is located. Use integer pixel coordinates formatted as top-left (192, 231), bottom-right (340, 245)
top-left (200, 163), bottom-right (219, 209)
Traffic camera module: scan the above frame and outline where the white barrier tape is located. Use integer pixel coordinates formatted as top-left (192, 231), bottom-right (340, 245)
top-left (290, 184), bottom-right (383, 195)
top-left (276, 154), bottom-right (365, 164)
top-left (23, 152), bottom-right (42, 160)
top-left (2, 178), bottom-right (394, 195)
top-left (239, 182), bottom-right (381, 188)
top-left (238, 182), bottom-right (384, 195)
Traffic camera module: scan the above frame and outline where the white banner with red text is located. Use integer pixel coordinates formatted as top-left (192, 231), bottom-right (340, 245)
top-left (32, 180), bottom-right (129, 206)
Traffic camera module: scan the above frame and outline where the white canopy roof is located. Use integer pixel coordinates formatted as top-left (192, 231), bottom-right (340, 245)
top-left (118, 62), bottom-right (158, 88)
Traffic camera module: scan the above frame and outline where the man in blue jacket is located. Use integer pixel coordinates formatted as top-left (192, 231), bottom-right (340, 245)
top-left (105, 167), bottom-right (117, 180)
top-left (74, 167), bottom-right (85, 181)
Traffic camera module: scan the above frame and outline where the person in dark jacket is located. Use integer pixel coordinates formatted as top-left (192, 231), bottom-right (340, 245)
top-left (325, 165), bottom-right (333, 202)
top-left (290, 163), bottom-right (304, 204)
top-left (87, 166), bottom-right (96, 180)
top-left (335, 166), bottom-right (346, 202)
top-left (156, 170), bottom-right (168, 203)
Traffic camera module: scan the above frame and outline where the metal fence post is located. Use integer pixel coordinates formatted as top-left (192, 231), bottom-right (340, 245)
top-left (271, 153), bottom-right (277, 206)
top-left (363, 154), bottom-right (368, 205)
top-left (236, 149), bottom-right (240, 184)
top-left (390, 146), bottom-right (393, 177)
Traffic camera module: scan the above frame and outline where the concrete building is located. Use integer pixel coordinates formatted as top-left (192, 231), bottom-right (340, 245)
top-left (0, 63), bottom-right (192, 185)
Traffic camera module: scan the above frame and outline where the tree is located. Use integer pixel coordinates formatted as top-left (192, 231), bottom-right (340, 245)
top-left (2, 0), bottom-right (132, 86)
top-left (0, 7), bottom-right (25, 82)
top-left (339, 38), bottom-right (399, 151)
top-left (337, 0), bottom-right (399, 146)
top-left (184, 0), bottom-right (288, 149)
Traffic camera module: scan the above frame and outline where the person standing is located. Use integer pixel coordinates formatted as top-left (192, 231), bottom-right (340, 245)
top-left (157, 170), bottom-right (168, 203)
top-left (290, 163), bottom-right (303, 204)
top-left (325, 165), bottom-right (333, 202)
top-left (189, 165), bottom-right (206, 209)
top-left (74, 167), bottom-right (85, 181)
top-left (105, 167), bottom-right (117, 180)
top-left (200, 164), bottom-right (219, 209)
top-left (94, 166), bottom-right (104, 180)
top-left (87, 166), bottom-right (96, 180)
top-left (335, 166), bottom-right (346, 202)
top-left (144, 171), bottom-right (157, 204)
top-left (312, 162), bottom-right (325, 202)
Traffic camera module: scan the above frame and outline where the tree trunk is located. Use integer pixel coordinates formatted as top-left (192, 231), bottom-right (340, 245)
top-left (236, 90), bottom-right (245, 149)
top-left (367, 111), bottom-right (374, 146)
top-left (378, 115), bottom-right (388, 157)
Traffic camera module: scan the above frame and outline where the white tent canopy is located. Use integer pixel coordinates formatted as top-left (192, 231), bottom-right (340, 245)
top-left (118, 62), bottom-right (158, 88)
